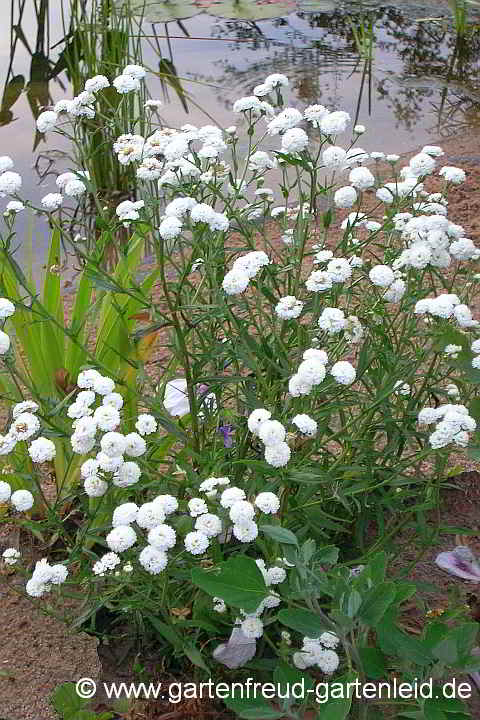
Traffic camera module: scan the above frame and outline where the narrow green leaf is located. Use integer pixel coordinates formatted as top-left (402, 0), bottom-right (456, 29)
top-left (65, 272), bottom-right (93, 376)
top-left (144, 613), bottom-right (182, 650)
top-left (184, 644), bottom-right (209, 672)
top-left (41, 229), bottom-right (64, 376)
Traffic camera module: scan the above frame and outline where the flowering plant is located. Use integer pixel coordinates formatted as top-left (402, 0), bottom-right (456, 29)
top-left (1, 68), bottom-right (480, 716)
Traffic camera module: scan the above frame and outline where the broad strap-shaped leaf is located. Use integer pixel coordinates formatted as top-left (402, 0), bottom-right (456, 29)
top-left (1, 253), bottom-right (51, 390)
top-left (65, 271), bottom-right (94, 377)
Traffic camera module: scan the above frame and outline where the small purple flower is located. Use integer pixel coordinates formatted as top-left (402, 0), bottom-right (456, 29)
top-left (218, 424), bottom-right (234, 448)
top-left (435, 546), bottom-right (480, 582)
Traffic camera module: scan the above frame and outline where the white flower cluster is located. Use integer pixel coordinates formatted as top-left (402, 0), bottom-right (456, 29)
top-left (2, 547), bottom-right (20, 565)
top-left (222, 251), bottom-right (270, 296)
top-left (414, 294), bottom-right (478, 328)
top-left (101, 493), bottom-right (179, 574)
top-left (293, 632), bottom-right (340, 673)
top-left (445, 344), bottom-right (462, 358)
top-left (1, 482), bottom-right (30, 510)
top-left (92, 551), bottom-right (121, 576)
top-left (288, 346), bottom-right (356, 397)
top-left (306, 255), bottom-right (356, 292)
top-left (0, 296), bottom-right (15, 355)
top-left (44, 66), bottom-right (144, 133)
top-left (198, 475), bottom-right (231, 498)
top-left (0, 156), bottom-right (14, 173)
top-left (247, 409), bottom-right (290, 467)
top-left (186, 480), bottom-right (280, 550)
top-left (0, 481), bottom-right (34, 512)
top-left (112, 121), bottom-right (231, 193)
top-left (0, 157), bottom-right (22, 199)
top-left (393, 212), bottom-right (479, 271)
top-left (101, 495), bottom-right (178, 575)
top-left (368, 264), bottom-right (406, 304)
top-left (304, 106), bottom-right (350, 134)
top-left (273, 139), bottom-right (478, 293)
top-left (66, 370), bottom-right (157, 496)
top-left (55, 169), bottom-right (90, 201)
top-left (289, 348), bottom-right (328, 396)
top-left (113, 64), bottom-right (145, 93)
top-left (267, 107), bottom-right (304, 136)
top-left (93, 471), bottom-right (281, 576)
top-left (292, 413), bottom-right (318, 437)
top-left (32, 69), bottom-right (147, 206)
top-left (281, 128), bottom-right (309, 154)
top-left (219, 487), bottom-right (280, 542)
top-left (4, 199), bottom-right (25, 214)
top-left (471, 339), bottom-right (480, 370)
top-left (440, 166), bottom-right (466, 184)
top-left (322, 145), bottom-right (368, 171)
top-left (275, 296), bottom-right (304, 320)
top-left (0, 394), bottom-right (55, 466)
top-left (418, 404), bottom-right (476, 449)
top-left (26, 558), bottom-right (68, 597)
top-left (159, 197), bottom-right (228, 241)
top-left (253, 73), bottom-right (289, 98)
top-left (234, 79), bottom-right (351, 166)
top-left (116, 199), bottom-right (144, 225)
top-left (233, 95), bottom-right (275, 117)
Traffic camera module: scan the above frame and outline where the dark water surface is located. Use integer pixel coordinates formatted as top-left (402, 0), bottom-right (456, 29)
top-left (1, 1), bottom-right (480, 276)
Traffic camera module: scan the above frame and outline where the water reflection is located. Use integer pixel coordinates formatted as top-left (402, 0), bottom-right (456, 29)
top-left (1, 1), bottom-right (480, 272)
top-left (3, 3), bottom-right (480, 158)
top-left (2, 0), bottom-right (70, 148)
top-left (206, 7), bottom-right (480, 137)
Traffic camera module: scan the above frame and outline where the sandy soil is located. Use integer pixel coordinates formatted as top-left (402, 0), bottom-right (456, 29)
top-left (0, 580), bottom-right (101, 720)
top-left (1, 127), bottom-right (480, 719)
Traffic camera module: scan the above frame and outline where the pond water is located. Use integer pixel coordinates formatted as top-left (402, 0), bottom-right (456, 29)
top-left (2, 0), bottom-right (480, 275)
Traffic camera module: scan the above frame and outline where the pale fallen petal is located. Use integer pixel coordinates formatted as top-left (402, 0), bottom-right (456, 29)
top-left (213, 627), bottom-right (256, 669)
top-left (435, 546), bottom-right (480, 582)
